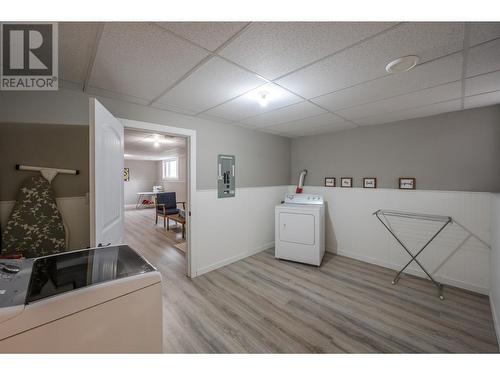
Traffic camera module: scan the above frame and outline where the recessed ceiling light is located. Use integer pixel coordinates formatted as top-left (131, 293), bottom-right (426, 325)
top-left (385, 55), bottom-right (420, 74)
top-left (154, 141), bottom-right (160, 148)
top-left (258, 91), bottom-right (269, 107)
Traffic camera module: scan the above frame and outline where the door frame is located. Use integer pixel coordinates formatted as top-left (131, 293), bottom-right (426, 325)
top-left (119, 117), bottom-right (197, 278)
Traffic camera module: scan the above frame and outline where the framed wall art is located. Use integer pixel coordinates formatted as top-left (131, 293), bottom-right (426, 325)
top-left (340, 177), bottom-right (353, 188)
top-left (363, 177), bottom-right (377, 188)
top-left (399, 177), bottom-right (416, 190)
top-left (124, 167), bottom-right (130, 182)
top-left (324, 177), bottom-right (336, 187)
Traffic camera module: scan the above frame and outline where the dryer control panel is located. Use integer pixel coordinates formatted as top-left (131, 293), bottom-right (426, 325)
top-left (284, 194), bottom-right (324, 205)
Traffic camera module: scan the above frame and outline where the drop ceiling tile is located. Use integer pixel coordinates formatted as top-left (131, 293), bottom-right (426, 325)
top-left (469, 22), bottom-right (500, 46)
top-left (285, 122), bottom-right (355, 137)
top-left (337, 81), bottom-right (461, 120)
top-left (59, 79), bottom-right (84, 91)
top-left (465, 70), bottom-right (500, 96)
top-left (464, 91), bottom-right (500, 109)
top-left (59, 22), bottom-right (99, 84)
top-left (466, 38), bottom-right (500, 77)
top-left (86, 85), bottom-right (150, 106)
top-left (277, 22), bottom-right (464, 98)
top-left (234, 122), bottom-right (258, 130)
top-left (151, 101), bottom-right (198, 116)
top-left (89, 23), bottom-right (209, 101)
top-left (156, 22), bottom-right (247, 51)
top-left (197, 113), bottom-right (236, 124)
top-left (242, 101), bottom-right (326, 128)
top-left (265, 113), bottom-right (349, 133)
top-left (204, 82), bottom-right (302, 121)
top-left (155, 56), bottom-right (266, 113)
top-left (356, 99), bottom-right (462, 126)
top-left (312, 53), bottom-right (463, 111)
top-left (219, 22), bottom-right (396, 80)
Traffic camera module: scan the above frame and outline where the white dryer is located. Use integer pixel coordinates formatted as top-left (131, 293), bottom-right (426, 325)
top-left (275, 193), bottom-right (325, 266)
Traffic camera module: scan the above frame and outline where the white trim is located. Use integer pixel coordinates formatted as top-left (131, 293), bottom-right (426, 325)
top-left (197, 242), bottom-right (274, 276)
top-left (196, 185), bottom-right (291, 193)
top-left (489, 293), bottom-right (500, 351)
top-left (118, 117), bottom-right (197, 278)
top-left (293, 185), bottom-right (494, 196)
top-left (333, 247), bottom-right (489, 295)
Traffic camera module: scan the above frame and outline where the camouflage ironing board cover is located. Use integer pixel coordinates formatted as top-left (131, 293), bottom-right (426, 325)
top-left (1, 176), bottom-right (66, 258)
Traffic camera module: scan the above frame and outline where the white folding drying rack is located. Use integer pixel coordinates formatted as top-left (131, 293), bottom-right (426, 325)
top-left (373, 209), bottom-right (453, 300)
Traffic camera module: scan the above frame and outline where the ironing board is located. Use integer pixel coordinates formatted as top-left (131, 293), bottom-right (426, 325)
top-left (1, 176), bottom-right (66, 258)
top-left (373, 209), bottom-right (452, 300)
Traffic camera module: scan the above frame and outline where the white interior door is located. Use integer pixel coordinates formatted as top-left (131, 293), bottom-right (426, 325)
top-left (89, 98), bottom-right (124, 247)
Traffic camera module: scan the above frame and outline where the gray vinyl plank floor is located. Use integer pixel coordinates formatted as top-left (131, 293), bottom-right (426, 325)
top-left (125, 209), bottom-right (499, 353)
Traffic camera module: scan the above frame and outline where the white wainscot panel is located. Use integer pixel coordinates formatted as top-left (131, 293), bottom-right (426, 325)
top-left (294, 186), bottom-right (491, 294)
top-left (193, 185), bottom-right (289, 276)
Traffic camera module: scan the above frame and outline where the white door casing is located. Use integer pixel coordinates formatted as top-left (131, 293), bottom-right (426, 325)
top-left (89, 98), bottom-right (124, 247)
top-left (117, 118), bottom-right (196, 278)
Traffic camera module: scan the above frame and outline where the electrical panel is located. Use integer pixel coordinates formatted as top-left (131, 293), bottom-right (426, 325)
top-left (217, 155), bottom-right (235, 198)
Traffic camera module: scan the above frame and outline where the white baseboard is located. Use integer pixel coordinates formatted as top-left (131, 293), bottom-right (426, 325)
top-left (490, 293), bottom-right (500, 351)
top-left (334, 248), bottom-right (489, 295)
top-left (196, 241), bottom-right (274, 277)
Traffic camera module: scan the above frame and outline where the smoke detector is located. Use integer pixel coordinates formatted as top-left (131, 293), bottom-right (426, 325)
top-left (385, 55), bottom-right (420, 74)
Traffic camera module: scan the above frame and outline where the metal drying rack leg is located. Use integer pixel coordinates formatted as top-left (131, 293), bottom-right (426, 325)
top-left (374, 210), bottom-right (452, 300)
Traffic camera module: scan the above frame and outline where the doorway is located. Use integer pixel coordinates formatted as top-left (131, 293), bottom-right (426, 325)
top-left (120, 118), bottom-right (196, 278)
top-left (123, 128), bottom-right (188, 273)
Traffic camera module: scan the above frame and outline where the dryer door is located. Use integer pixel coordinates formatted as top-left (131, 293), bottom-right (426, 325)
top-left (279, 212), bottom-right (315, 245)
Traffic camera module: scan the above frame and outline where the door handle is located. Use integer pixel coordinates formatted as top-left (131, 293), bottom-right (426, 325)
top-left (97, 242), bottom-right (111, 247)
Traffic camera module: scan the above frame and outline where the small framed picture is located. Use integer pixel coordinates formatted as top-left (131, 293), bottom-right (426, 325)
top-left (324, 177), bottom-right (336, 187)
top-left (340, 177), bottom-right (353, 188)
top-left (363, 177), bottom-right (377, 188)
top-left (123, 168), bottom-right (130, 182)
top-left (399, 177), bottom-right (416, 190)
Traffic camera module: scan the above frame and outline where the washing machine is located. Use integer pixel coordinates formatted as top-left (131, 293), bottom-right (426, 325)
top-left (275, 193), bottom-right (325, 266)
top-left (0, 245), bottom-right (162, 353)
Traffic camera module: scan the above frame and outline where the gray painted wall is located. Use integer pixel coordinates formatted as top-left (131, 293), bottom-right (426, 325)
top-left (0, 90), bottom-right (291, 190)
top-left (291, 105), bottom-right (500, 192)
top-left (124, 160), bottom-right (160, 205)
top-left (0, 123), bottom-right (89, 200)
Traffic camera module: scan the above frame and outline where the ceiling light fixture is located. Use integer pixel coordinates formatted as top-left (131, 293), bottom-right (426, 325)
top-left (154, 141), bottom-right (160, 148)
top-left (385, 55), bottom-right (420, 74)
top-left (258, 91), bottom-right (269, 107)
